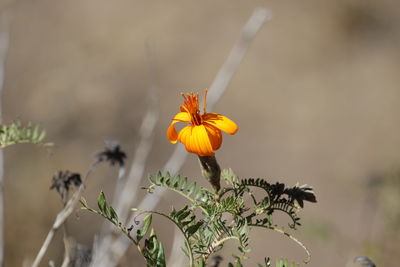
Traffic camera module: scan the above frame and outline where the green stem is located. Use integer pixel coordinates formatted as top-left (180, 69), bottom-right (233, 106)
top-left (134, 210), bottom-right (195, 267)
top-left (249, 224), bottom-right (311, 263)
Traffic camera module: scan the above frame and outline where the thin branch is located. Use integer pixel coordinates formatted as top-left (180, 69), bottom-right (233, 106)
top-left (31, 162), bottom-right (99, 267)
top-left (249, 224), bottom-right (311, 264)
top-left (0, 8), bottom-right (11, 267)
top-left (60, 228), bottom-right (72, 267)
top-left (60, 199), bottom-right (73, 267)
top-left (98, 8), bottom-right (270, 267)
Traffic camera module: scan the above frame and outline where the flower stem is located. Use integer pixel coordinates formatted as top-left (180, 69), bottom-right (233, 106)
top-left (198, 155), bottom-right (221, 194)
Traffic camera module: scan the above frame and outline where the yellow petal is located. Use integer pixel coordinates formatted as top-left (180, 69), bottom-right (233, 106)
top-left (204, 123), bottom-right (222, 151)
top-left (178, 125), bottom-right (214, 156)
top-left (203, 113), bottom-right (238, 135)
top-left (172, 112), bottom-right (191, 122)
top-left (167, 112), bottom-right (191, 143)
top-left (193, 125), bottom-right (214, 156)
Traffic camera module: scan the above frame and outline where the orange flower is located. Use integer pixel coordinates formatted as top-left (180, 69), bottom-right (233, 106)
top-left (167, 90), bottom-right (238, 156)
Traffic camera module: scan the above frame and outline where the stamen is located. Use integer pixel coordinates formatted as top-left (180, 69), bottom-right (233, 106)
top-left (181, 105), bottom-right (190, 114)
top-left (180, 92), bottom-right (203, 126)
top-left (204, 88), bottom-right (208, 114)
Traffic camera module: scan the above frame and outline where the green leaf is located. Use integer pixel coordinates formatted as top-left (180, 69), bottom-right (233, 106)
top-left (185, 221), bottom-right (203, 236)
top-left (80, 197), bottom-right (88, 208)
top-left (109, 206), bottom-right (118, 222)
top-left (97, 191), bottom-right (107, 213)
top-left (142, 229), bottom-right (166, 267)
top-left (187, 182), bottom-right (197, 196)
top-left (0, 121), bottom-right (51, 149)
top-left (222, 168), bottom-right (239, 186)
top-left (195, 258), bottom-right (206, 267)
top-left (147, 172), bottom-right (213, 204)
top-left (137, 214), bottom-right (152, 242)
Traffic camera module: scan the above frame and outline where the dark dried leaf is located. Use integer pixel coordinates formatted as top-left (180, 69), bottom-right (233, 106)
top-left (95, 140), bottom-right (126, 167)
top-left (50, 170), bottom-right (82, 202)
top-left (284, 184), bottom-right (317, 208)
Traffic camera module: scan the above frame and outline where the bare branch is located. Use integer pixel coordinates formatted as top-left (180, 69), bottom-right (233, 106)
top-left (0, 7), bottom-right (11, 267)
top-left (31, 162), bottom-right (99, 267)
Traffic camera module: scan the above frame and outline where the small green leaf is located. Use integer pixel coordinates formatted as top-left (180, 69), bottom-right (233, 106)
top-left (195, 258), bottom-right (206, 267)
top-left (157, 242), bottom-right (166, 265)
top-left (109, 206), bottom-right (118, 221)
top-left (80, 197), bottom-right (88, 208)
top-left (97, 191), bottom-right (107, 213)
top-left (136, 214), bottom-right (152, 242)
top-left (185, 221), bottom-right (203, 236)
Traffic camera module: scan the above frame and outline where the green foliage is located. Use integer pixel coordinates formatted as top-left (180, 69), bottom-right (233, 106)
top-left (275, 258), bottom-right (300, 267)
top-left (137, 214), bottom-right (152, 242)
top-left (0, 121), bottom-right (51, 149)
top-left (81, 193), bottom-right (136, 244)
top-left (227, 178), bottom-right (316, 230)
top-left (142, 229), bottom-right (166, 267)
top-left (83, 168), bottom-right (316, 266)
top-left (221, 168), bottom-right (240, 186)
top-left (81, 192), bottom-right (167, 267)
top-left (256, 257), bottom-right (299, 267)
top-left (146, 171), bottom-right (213, 203)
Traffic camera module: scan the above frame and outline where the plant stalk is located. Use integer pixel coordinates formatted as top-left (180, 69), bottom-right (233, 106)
top-left (198, 155), bottom-right (221, 194)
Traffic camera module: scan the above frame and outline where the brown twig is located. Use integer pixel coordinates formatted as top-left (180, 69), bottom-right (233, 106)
top-left (31, 162), bottom-right (99, 267)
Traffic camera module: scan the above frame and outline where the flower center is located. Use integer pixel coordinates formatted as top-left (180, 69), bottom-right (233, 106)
top-left (181, 93), bottom-right (203, 126)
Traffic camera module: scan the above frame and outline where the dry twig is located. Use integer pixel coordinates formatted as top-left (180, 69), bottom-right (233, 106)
top-left (31, 162), bottom-right (99, 267)
top-left (0, 8), bottom-right (11, 267)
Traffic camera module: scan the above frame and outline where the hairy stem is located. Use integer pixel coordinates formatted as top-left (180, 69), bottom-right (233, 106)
top-left (198, 155), bottom-right (221, 194)
top-left (249, 224), bottom-right (311, 264)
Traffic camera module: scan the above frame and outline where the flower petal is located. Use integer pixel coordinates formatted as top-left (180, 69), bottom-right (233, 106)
top-left (167, 112), bottom-right (191, 143)
top-left (178, 125), bottom-right (214, 156)
top-left (172, 112), bottom-right (191, 122)
top-left (204, 123), bottom-right (222, 151)
top-left (203, 113), bottom-right (238, 135)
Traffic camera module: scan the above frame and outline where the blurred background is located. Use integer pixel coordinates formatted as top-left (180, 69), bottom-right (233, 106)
top-left (1, 0), bottom-right (400, 266)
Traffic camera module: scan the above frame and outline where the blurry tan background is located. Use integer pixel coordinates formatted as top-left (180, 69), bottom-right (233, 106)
top-left (2, 0), bottom-right (400, 266)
